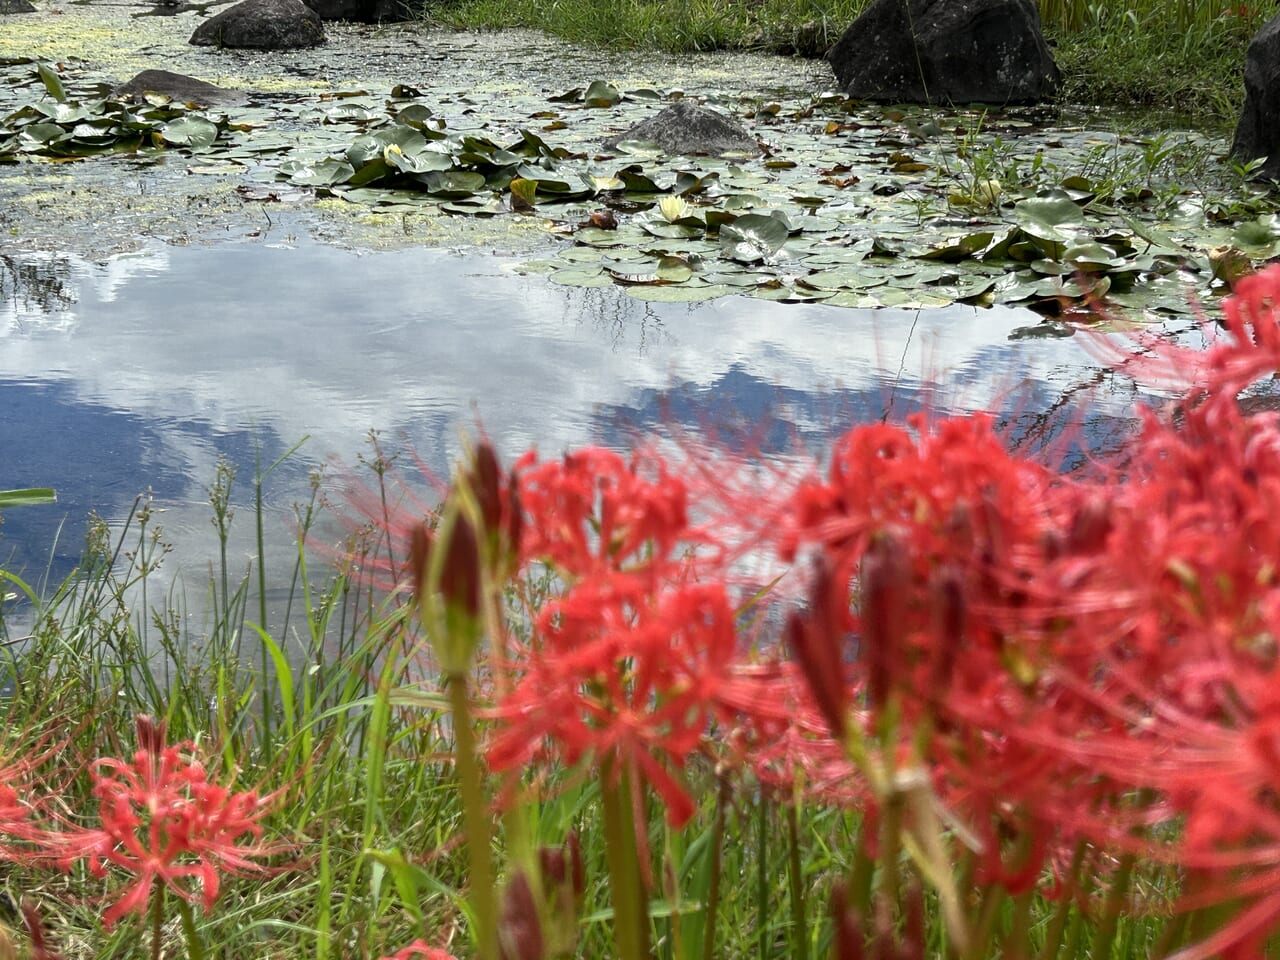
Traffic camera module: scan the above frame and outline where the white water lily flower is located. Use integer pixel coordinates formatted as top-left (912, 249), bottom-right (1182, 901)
top-left (658, 196), bottom-right (690, 223)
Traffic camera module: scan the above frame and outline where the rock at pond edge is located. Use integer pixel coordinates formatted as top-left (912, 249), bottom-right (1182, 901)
top-left (826, 0), bottom-right (1060, 105)
top-left (1232, 14), bottom-right (1280, 181)
top-left (189, 0), bottom-right (325, 50)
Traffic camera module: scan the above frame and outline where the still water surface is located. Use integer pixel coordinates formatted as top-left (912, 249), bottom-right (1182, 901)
top-left (0, 227), bottom-right (1188, 614)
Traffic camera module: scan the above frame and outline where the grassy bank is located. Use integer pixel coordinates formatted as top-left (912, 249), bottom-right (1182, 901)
top-left (424, 0), bottom-right (1278, 128)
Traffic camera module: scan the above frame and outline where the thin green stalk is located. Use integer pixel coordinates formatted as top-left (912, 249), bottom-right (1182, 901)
top-left (254, 442), bottom-right (272, 744)
top-left (1089, 853), bottom-right (1136, 960)
top-left (966, 884), bottom-right (1008, 960)
top-left (878, 788), bottom-right (904, 926)
top-left (756, 794), bottom-right (769, 960)
top-left (847, 826), bottom-right (876, 926)
top-left (601, 758), bottom-right (648, 960)
top-left (700, 777), bottom-right (729, 960)
top-left (1038, 839), bottom-right (1087, 960)
top-left (176, 897), bottom-right (207, 960)
top-left (786, 801), bottom-right (808, 960)
top-left (317, 830), bottom-right (332, 960)
top-left (448, 672), bottom-right (498, 960)
top-left (150, 887), bottom-right (163, 960)
top-left (1006, 888), bottom-right (1034, 960)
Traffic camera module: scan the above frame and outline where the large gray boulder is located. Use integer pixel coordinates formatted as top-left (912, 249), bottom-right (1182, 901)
top-left (603, 102), bottom-right (758, 156)
top-left (189, 0), bottom-right (324, 49)
top-left (0, 0), bottom-right (36, 13)
top-left (301, 0), bottom-right (407, 21)
top-left (827, 0), bottom-right (1059, 105)
top-left (112, 70), bottom-right (236, 105)
top-left (1232, 15), bottom-right (1280, 180)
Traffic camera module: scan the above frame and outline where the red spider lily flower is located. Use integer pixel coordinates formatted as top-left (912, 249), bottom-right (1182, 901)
top-left (489, 446), bottom-right (741, 826)
top-left (379, 941), bottom-right (460, 960)
top-left (489, 578), bottom-right (738, 827)
top-left (0, 729), bottom-right (79, 866)
top-left (515, 447), bottom-right (695, 579)
top-left (66, 715), bottom-right (285, 929)
top-left (20, 899), bottom-right (64, 960)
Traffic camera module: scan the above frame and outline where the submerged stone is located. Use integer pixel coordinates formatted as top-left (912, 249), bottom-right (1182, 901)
top-left (1232, 14), bottom-right (1280, 181)
top-left (112, 69), bottom-right (236, 105)
top-left (301, 0), bottom-right (408, 22)
top-left (826, 0), bottom-right (1060, 105)
top-left (189, 0), bottom-right (325, 50)
top-left (603, 101), bottom-right (758, 156)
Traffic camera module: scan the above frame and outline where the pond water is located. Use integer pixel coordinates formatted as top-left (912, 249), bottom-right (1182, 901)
top-left (0, 227), bottom-right (1190, 596)
top-left (0, 4), bottom-right (1220, 624)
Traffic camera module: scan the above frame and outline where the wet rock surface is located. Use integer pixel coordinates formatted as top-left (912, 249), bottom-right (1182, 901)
top-left (1232, 14), bottom-right (1280, 180)
top-left (189, 0), bottom-right (325, 49)
top-left (603, 101), bottom-right (759, 155)
top-left (827, 0), bottom-right (1059, 105)
top-left (301, 0), bottom-right (408, 23)
top-left (112, 68), bottom-right (238, 104)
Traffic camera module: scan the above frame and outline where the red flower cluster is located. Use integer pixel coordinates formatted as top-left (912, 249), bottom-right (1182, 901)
top-left (487, 447), bottom-right (738, 827)
top-left (379, 941), bottom-right (459, 960)
top-left (65, 715), bottom-right (282, 928)
top-left (771, 265), bottom-right (1280, 954)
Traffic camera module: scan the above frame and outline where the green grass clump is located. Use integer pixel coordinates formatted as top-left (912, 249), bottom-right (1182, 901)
top-left (422, 0), bottom-right (1280, 127)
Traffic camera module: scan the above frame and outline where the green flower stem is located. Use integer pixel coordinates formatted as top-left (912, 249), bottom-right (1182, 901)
top-left (701, 777), bottom-right (729, 960)
top-left (786, 801), bottom-right (809, 960)
top-left (847, 826), bottom-right (876, 924)
top-left (966, 884), bottom-right (1007, 960)
top-left (483, 588), bottom-right (531, 876)
top-left (176, 896), bottom-right (207, 960)
top-left (1007, 887), bottom-right (1034, 959)
top-left (601, 759), bottom-right (648, 960)
top-left (756, 795), bottom-right (769, 960)
top-left (150, 887), bottom-right (163, 960)
top-left (1089, 852), bottom-right (1135, 960)
top-left (448, 672), bottom-right (498, 960)
top-left (1038, 839), bottom-right (1087, 960)
top-left (878, 780), bottom-right (904, 926)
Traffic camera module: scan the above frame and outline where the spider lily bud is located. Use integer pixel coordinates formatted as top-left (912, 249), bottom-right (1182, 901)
top-left (134, 714), bottom-right (166, 760)
top-left (861, 533), bottom-right (909, 714)
top-left (411, 502), bottom-right (483, 675)
top-left (498, 870), bottom-right (544, 960)
top-left (463, 441), bottom-right (522, 583)
top-left (535, 831), bottom-right (585, 956)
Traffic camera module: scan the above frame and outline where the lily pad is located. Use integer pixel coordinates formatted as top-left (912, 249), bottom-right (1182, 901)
top-left (625, 282), bottom-right (731, 302)
top-left (156, 115), bottom-right (221, 148)
top-left (583, 80), bottom-right (621, 108)
top-left (1014, 193), bottom-right (1086, 245)
top-left (719, 213), bottom-right (788, 263)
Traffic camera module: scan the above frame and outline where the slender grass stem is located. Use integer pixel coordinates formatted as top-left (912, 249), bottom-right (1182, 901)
top-left (1089, 853), bottom-right (1136, 960)
top-left (176, 897), bottom-right (206, 960)
top-left (700, 776), bottom-right (728, 960)
top-left (786, 800), bottom-right (808, 960)
top-left (448, 672), bottom-right (498, 960)
top-left (756, 794), bottom-right (769, 960)
top-left (150, 887), bottom-right (163, 960)
top-left (601, 758), bottom-right (648, 960)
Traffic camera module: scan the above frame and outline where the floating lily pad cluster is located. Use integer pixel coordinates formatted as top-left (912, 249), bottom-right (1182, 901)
top-left (0, 63), bottom-right (227, 160)
top-left (253, 83), bottom-right (1278, 315)
top-left (5, 56), bottom-right (1278, 316)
